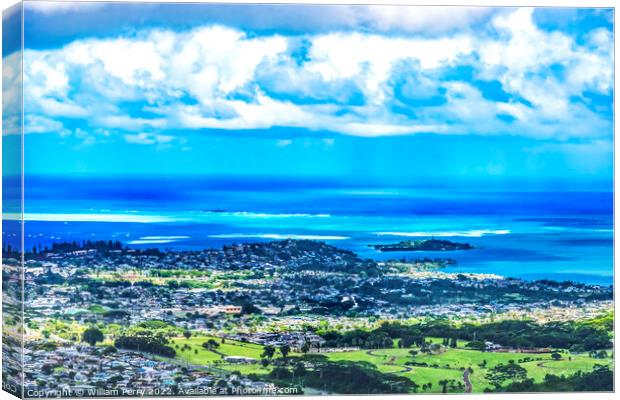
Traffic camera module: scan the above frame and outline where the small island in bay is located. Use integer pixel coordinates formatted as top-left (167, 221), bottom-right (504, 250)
top-left (371, 239), bottom-right (476, 252)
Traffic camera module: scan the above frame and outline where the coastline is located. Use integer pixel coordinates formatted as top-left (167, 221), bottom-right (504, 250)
top-left (13, 215), bottom-right (614, 286)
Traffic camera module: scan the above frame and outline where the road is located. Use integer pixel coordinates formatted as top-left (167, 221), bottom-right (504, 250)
top-left (463, 369), bottom-right (472, 393)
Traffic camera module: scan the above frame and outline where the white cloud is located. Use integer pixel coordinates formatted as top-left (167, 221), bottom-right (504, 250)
top-left (477, 9), bottom-right (612, 114)
top-left (15, 8), bottom-right (613, 142)
top-left (567, 28), bottom-right (613, 94)
top-left (362, 6), bottom-right (494, 34)
top-left (305, 32), bottom-right (473, 104)
top-left (124, 132), bottom-right (175, 145)
top-left (2, 51), bottom-right (21, 135)
top-left (25, 1), bottom-right (104, 15)
top-left (24, 115), bottom-right (66, 134)
top-left (276, 139), bottom-right (293, 147)
top-left (97, 115), bottom-right (167, 131)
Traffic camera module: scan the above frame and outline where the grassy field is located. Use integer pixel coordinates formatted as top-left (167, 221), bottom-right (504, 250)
top-left (171, 335), bottom-right (283, 376)
top-left (324, 346), bottom-right (611, 393)
top-left (170, 335), bottom-right (611, 394)
top-left (520, 357), bottom-right (612, 383)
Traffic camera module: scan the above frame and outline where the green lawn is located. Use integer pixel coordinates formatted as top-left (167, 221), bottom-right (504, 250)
top-left (323, 346), bottom-right (612, 393)
top-left (171, 335), bottom-right (611, 394)
top-left (412, 348), bottom-right (538, 369)
top-left (521, 355), bottom-right (612, 382)
top-left (324, 348), bottom-right (469, 392)
top-left (171, 335), bottom-right (269, 362)
top-left (171, 335), bottom-right (288, 376)
top-left (400, 367), bottom-right (464, 393)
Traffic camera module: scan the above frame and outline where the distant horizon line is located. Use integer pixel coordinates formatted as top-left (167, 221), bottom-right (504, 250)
top-left (1, 173), bottom-right (612, 192)
top-left (7, 173), bottom-right (614, 182)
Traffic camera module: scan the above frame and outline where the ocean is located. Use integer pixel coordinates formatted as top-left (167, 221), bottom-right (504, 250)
top-left (8, 176), bottom-right (614, 285)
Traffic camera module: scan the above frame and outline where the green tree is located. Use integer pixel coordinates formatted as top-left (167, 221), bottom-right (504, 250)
top-left (202, 339), bottom-right (220, 350)
top-left (82, 327), bottom-right (104, 346)
top-left (183, 330), bottom-right (192, 340)
top-left (262, 345), bottom-right (276, 359)
top-left (240, 302), bottom-right (262, 315)
top-left (280, 344), bottom-right (291, 358)
top-left (101, 345), bottom-right (117, 355)
top-left (293, 363), bottom-right (306, 377)
top-left (301, 341), bottom-right (310, 354)
top-left (486, 362), bottom-right (528, 388)
top-left (551, 352), bottom-right (562, 361)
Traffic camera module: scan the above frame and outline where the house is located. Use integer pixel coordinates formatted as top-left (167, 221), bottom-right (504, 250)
top-left (485, 341), bottom-right (502, 351)
top-left (224, 356), bottom-right (257, 364)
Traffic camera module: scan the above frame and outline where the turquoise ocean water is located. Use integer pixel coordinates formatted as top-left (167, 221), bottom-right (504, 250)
top-left (9, 176), bottom-right (613, 285)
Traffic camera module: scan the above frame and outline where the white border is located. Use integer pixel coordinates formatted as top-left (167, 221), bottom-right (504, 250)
top-left (0, 1), bottom-right (617, 400)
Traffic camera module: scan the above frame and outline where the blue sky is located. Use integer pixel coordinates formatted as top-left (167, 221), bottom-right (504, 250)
top-left (3, 2), bottom-right (614, 188)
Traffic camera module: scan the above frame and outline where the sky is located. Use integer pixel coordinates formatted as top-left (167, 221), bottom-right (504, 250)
top-left (2, 2), bottom-right (614, 188)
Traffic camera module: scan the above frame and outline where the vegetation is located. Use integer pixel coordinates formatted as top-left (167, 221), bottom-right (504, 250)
top-left (499, 365), bottom-right (613, 392)
top-left (114, 331), bottom-right (176, 357)
top-left (81, 327), bottom-right (104, 346)
top-left (163, 332), bottom-right (610, 394)
top-left (319, 318), bottom-right (612, 351)
top-left (202, 339), bottom-right (220, 350)
top-left (485, 361), bottom-right (528, 388)
top-left (372, 239), bottom-right (475, 252)
top-left (41, 240), bottom-right (123, 254)
top-left (20, 240), bottom-right (613, 394)
top-left (267, 355), bottom-right (418, 394)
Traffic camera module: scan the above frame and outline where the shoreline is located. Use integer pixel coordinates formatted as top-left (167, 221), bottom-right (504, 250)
top-left (7, 211), bottom-right (613, 287)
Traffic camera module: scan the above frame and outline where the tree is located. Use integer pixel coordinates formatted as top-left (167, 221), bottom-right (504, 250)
top-left (262, 345), bottom-right (276, 359)
top-left (82, 327), bottom-right (104, 346)
top-left (270, 367), bottom-right (292, 379)
top-left (114, 332), bottom-right (176, 357)
top-left (575, 365), bottom-right (613, 391)
top-left (486, 363), bottom-right (528, 388)
top-left (101, 345), bottom-right (117, 355)
top-left (183, 330), bottom-right (192, 340)
top-left (301, 341), bottom-right (310, 354)
top-left (293, 363), bottom-right (306, 377)
top-left (280, 344), bottom-right (291, 358)
top-left (240, 302), bottom-right (262, 315)
top-left (551, 352), bottom-right (562, 361)
top-left (202, 339), bottom-right (220, 350)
